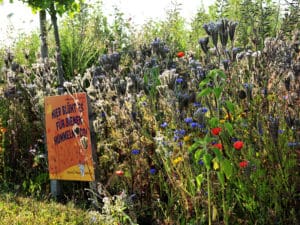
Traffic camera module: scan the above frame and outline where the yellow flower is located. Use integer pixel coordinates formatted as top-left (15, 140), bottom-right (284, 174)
top-left (0, 127), bottom-right (7, 133)
top-left (172, 156), bottom-right (183, 165)
top-left (183, 135), bottom-right (191, 142)
top-left (220, 119), bottom-right (226, 124)
top-left (212, 158), bottom-right (219, 170)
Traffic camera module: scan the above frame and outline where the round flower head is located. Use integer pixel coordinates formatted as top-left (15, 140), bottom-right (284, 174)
top-left (239, 160), bottom-right (248, 168)
top-left (211, 127), bottom-right (222, 136)
top-left (233, 141), bottom-right (244, 150)
top-left (149, 168), bottom-right (157, 175)
top-left (131, 149), bottom-right (140, 155)
top-left (184, 117), bottom-right (193, 123)
top-left (160, 122), bottom-right (168, 128)
top-left (177, 51), bottom-right (185, 58)
top-left (212, 143), bottom-right (223, 150)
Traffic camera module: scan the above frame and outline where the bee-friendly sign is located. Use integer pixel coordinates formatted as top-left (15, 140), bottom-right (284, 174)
top-left (45, 92), bottom-right (95, 181)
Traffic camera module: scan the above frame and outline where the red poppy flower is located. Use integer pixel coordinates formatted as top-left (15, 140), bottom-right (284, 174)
top-left (212, 143), bottom-right (223, 150)
top-left (211, 127), bottom-right (222, 136)
top-left (233, 141), bottom-right (244, 150)
top-left (177, 51), bottom-right (185, 58)
top-left (239, 161), bottom-right (248, 168)
top-left (115, 170), bottom-right (124, 176)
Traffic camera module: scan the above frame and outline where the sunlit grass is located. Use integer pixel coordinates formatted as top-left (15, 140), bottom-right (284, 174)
top-left (0, 193), bottom-right (97, 225)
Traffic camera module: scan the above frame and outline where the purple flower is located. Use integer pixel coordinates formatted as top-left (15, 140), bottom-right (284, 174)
top-left (198, 160), bottom-right (204, 165)
top-left (193, 102), bottom-right (201, 107)
top-left (174, 129), bottom-right (186, 141)
top-left (184, 117), bottom-right (193, 123)
top-left (175, 129), bottom-right (186, 136)
top-left (190, 122), bottom-right (199, 128)
top-left (131, 149), bottom-right (140, 155)
top-left (160, 122), bottom-right (168, 128)
top-left (176, 78), bottom-right (184, 83)
top-left (150, 168), bottom-right (157, 175)
top-left (100, 111), bottom-right (106, 118)
top-left (201, 107), bottom-right (208, 113)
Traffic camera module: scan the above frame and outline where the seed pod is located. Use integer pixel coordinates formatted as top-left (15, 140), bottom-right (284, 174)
top-left (199, 37), bottom-right (209, 54)
top-left (217, 19), bottom-right (229, 47)
top-left (228, 21), bottom-right (238, 42)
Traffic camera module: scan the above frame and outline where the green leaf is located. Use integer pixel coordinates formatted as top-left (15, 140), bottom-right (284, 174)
top-left (213, 148), bottom-right (222, 160)
top-left (188, 140), bottom-right (201, 152)
top-left (224, 122), bottom-right (234, 136)
top-left (203, 153), bottom-right (213, 170)
top-left (194, 149), bottom-right (204, 161)
top-left (198, 88), bottom-right (212, 97)
top-left (225, 101), bottom-right (235, 113)
top-left (216, 69), bottom-right (226, 79)
top-left (221, 159), bottom-right (233, 180)
top-left (196, 174), bottom-right (204, 188)
top-left (217, 172), bottom-right (225, 186)
top-left (199, 78), bottom-right (210, 88)
top-left (213, 87), bottom-right (222, 99)
top-left (209, 117), bottom-right (219, 127)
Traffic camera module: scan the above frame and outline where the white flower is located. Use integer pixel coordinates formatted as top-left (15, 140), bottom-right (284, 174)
top-left (63, 81), bottom-right (73, 88)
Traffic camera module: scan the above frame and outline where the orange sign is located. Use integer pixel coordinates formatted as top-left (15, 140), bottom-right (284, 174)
top-left (45, 92), bottom-right (95, 181)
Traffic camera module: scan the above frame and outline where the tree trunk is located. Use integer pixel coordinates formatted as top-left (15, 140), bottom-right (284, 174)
top-left (39, 10), bottom-right (48, 60)
top-left (49, 2), bottom-right (64, 90)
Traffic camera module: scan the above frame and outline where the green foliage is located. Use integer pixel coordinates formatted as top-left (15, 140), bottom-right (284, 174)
top-left (280, 0), bottom-right (300, 37)
top-left (59, 3), bottom-right (102, 78)
top-left (237, 0), bottom-right (279, 49)
top-left (138, 1), bottom-right (188, 53)
top-left (13, 32), bottom-right (40, 65)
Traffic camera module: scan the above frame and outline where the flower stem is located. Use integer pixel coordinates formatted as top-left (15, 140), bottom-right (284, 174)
top-left (222, 186), bottom-right (228, 225)
top-left (207, 168), bottom-right (211, 225)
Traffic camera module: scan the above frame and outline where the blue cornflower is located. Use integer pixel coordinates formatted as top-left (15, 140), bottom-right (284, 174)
top-left (190, 122), bottom-right (199, 128)
top-left (198, 160), bottom-right (204, 166)
top-left (131, 149), bottom-right (140, 155)
top-left (149, 168), bottom-right (157, 175)
top-left (201, 107), bottom-right (208, 113)
top-left (245, 83), bottom-right (253, 89)
top-left (174, 129), bottom-right (186, 136)
top-left (198, 124), bottom-right (205, 129)
top-left (160, 122), bottom-right (168, 128)
top-left (193, 102), bottom-right (201, 107)
top-left (184, 117), bottom-right (193, 123)
top-left (176, 78), bottom-right (184, 83)
top-left (174, 129), bottom-right (186, 141)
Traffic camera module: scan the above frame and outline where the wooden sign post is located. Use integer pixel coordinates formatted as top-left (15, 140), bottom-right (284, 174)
top-left (44, 92), bottom-right (95, 197)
